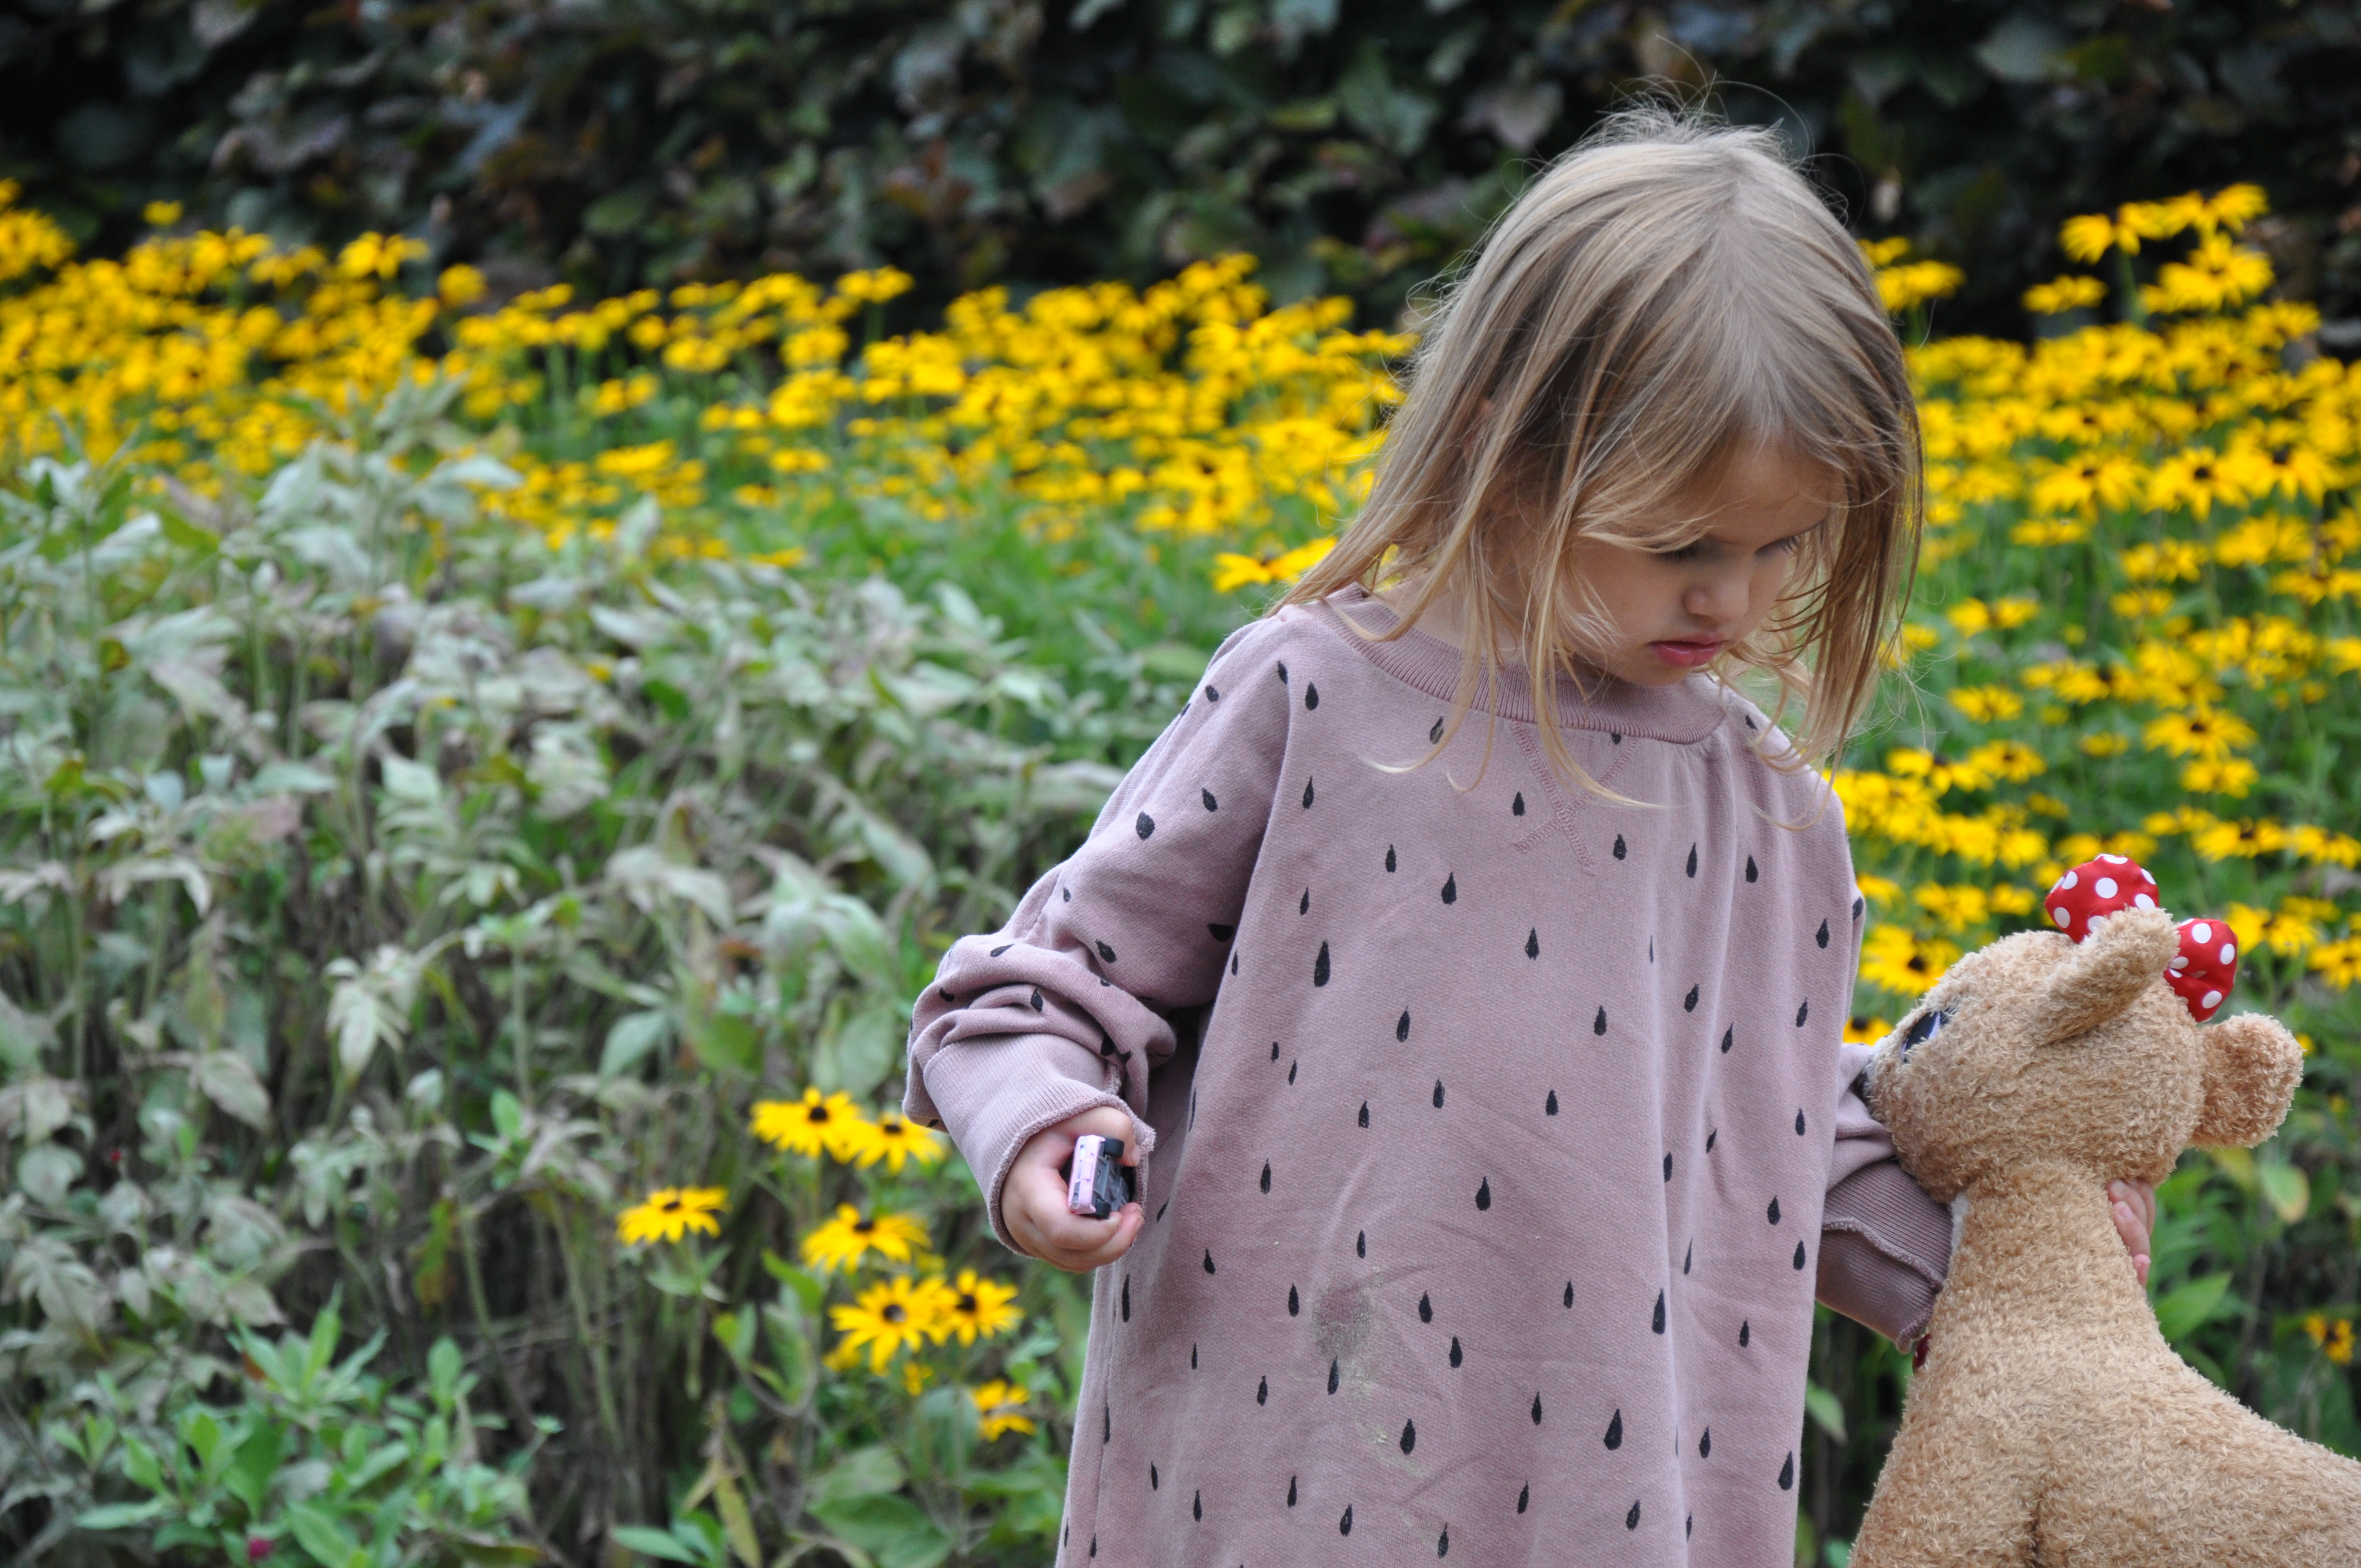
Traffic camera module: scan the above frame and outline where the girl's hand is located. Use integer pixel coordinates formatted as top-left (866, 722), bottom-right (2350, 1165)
top-left (1004, 1106), bottom-right (1144, 1273)
top-left (2109, 1178), bottom-right (2158, 1287)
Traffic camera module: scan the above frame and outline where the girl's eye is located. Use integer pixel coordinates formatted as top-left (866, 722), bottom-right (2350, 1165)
top-left (1655, 540), bottom-right (1709, 563)
top-left (1899, 1006), bottom-right (1950, 1055)
top-left (1766, 532), bottom-right (1807, 557)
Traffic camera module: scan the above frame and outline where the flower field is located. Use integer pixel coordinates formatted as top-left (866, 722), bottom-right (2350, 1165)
top-left (2, 177), bottom-right (2359, 1565)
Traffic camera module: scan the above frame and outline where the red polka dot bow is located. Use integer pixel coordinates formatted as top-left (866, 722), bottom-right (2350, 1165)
top-left (2042, 855), bottom-right (2238, 1022)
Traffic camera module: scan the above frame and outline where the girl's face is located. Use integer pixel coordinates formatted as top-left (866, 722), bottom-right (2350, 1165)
top-left (1563, 443), bottom-right (1835, 687)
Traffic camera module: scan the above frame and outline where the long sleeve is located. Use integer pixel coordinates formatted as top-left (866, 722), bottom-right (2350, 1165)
top-left (905, 619), bottom-right (1293, 1248)
top-left (1817, 1038), bottom-right (1952, 1346)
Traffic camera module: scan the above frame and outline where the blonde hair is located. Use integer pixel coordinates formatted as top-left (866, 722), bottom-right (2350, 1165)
top-left (1287, 103), bottom-right (1921, 794)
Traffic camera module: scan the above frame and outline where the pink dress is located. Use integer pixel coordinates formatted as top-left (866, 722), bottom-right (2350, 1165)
top-left (907, 587), bottom-right (1950, 1566)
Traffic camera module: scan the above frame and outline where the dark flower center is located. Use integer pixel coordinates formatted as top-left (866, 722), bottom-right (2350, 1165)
top-left (957, 1294), bottom-right (978, 1313)
top-left (883, 1304), bottom-right (905, 1324)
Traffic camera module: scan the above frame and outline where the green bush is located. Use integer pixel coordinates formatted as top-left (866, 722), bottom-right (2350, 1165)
top-left (5, 0), bottom-right (2359, 333)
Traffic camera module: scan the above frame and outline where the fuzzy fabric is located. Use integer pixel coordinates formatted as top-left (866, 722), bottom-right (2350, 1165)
top-left (1853, 907), bottom-right (2361, 1566)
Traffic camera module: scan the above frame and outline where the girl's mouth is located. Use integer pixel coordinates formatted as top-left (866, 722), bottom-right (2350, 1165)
top-left (1648, 638), bottom-right (1726, 668)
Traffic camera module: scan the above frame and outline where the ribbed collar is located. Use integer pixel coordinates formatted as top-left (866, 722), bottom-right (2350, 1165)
top-left (1308, 585), bottom-right (1733, 744)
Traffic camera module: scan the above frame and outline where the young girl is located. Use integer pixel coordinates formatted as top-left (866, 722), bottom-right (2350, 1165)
top-left (905, 111), bottom-right (2153, 1565)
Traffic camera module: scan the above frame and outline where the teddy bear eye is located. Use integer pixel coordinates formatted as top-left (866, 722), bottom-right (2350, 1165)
top-left (1900, 1006), bottom-right (1951, 1054)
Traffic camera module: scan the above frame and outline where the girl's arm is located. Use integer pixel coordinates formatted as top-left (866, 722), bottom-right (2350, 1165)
top-left (904, 619), bottom-right (1293, 1251)
top-left (1818, 1046), bottom-right (1955, 1347)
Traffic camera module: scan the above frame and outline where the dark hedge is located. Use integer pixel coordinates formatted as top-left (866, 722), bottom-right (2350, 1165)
top-left (4, 1), bottom-right (2359, 341)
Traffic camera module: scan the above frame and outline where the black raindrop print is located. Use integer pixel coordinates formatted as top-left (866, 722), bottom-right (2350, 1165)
top-left (1300, 888), bottom-right (1310, 914)
top-left (1475, 1177), bottom-right (1491, 1210)
top-left (1611, 731), bottom-right (1622, 744)
top-left (1401, 1419), bottom-right (1416, 1454)
top-left (1626, 1502), bottom-right (1642, 1531)
top-left (1429, 716), bottom-right (1445, 744)
top-left (1853, 894), bottom-right (1865, 921)
top-left (1517, 1485), bottom-right (1530, 1515)
top-left (1271, 1041), bottom-right (1281, 1059)
top-left (1699, 1428), bottom-right (1711, 1458)
top-left (1160, 1202), bottom-right (1168, 1222)
top-left (1301, 777), bottom-right (1316, 808)
top-left (1136, 812), bottom-right (1156, 840)
top-left (1190, 1343), bottom-right (1196, 1368)
top-left (1205, 685), bottom-right (1220, 702)
top-left (1687, 1515), bottom-right (1693, 1539)
top-left (1385, 845), bottom-right (1397, 872)
top-left (1030, 988), bottom-right (1045, 1011)
top-left (1261, 1162), bottom-right (1272, 1193)
top-left (1288, 1284), bottom-right (1299, 1316)
top-left (1288, 1477), bottom-right (1298, 1507)
top-left (1340, 1506), bottom-right (1353, 1536)
top-left (1089, 1539), bottom-right (1096, 1558)
top-left (990, 944), bottom-right (1012, 957)
top-left (1193, 1490), bottom-right (1202, 1521)
top-left (1433, 1079), bottom-right (1445, 1108)
top-left (1440, 873), bottom-right (1457, 905)
top-left (1706, 1129), bottom-right (1717, 1152)
top-left (1683, 984), bottom-right (1699, 1012)
top-left (1400, 1010), bottom-right (1413, 1042)
top-left (1276, 662), bottom-right (1287, 683)
top-left (1356, 1231), bottom-right (1366, 1257)
top-left (1745, 855), bottom-right (1758, 882)
top-left (1513, 792), bottom-right (1526, 816)
top-left (1531, 1393), bottom-right (1543, 1424)
top-left (1739, 1320), bottom-right (1750, 1347)
top-left (1288, 1060), bottom-right (1297, 1084)
top-left (1526, 928), bottom-right (1540, 959)
top-left (1794, 1240), bottom-right (1809, 1270)
top-left (939, 987), bottom-right (955, 1004)
top-left (1313, 943), bottom-right (1331, 986)
top-left (1328, 1359), bottom-right (1340, 1394)
top-left (1604, 1409), bottom-right (1624, 1450)
top-left (1796, 1109), bottom-right (1808, 1135)
top-left (1778, 1453), bottom-right (1795, 1491)
top-left (1122, 1277), bottom-right (1131, 1320)
top-left (1358, 1101), bottom-right (1369, 1128)
top-left (1150, 1464), bottom-right (1159, 1489)
top-left (1305, 683), bottom-right (1319, 709)
top-left (1438, 1526), bottom-right (1449, 1557)
top-left (1767, 1197), bottom-right (1782, 1226)
top-left (1204, 1249), bottom-right (1216, 1274)
top-left (1649, 937), bottom-right (1655, 963)
top-left (1683, 1243), bottom-right (1693, 1275)
top-left (1449, 1336), bottom-right (1462, 1368)
top-left (1545, 1089), bottom-right (1559, 1115)
top-left (1103, 1404), bottom-right (1111, 1442)
top-left (1230, 952), bottom-right (1239, 976)
top-left (1594, 1006), bottom-right (1608, 1036)
top-left (1202, 787), bottom-right (1218, 812)
top-left (1209, 922), bottom-right (1236, 941)
top-left (1652, 1291), bottom-right (1666, 1334)
top-left (1685, 843), bottom-right (1698, 876)
top-left (1719, 1025), bottom-right (1733, 1054)
top-left (1097, 940), bottom-right (1118, 962)
top-left (1663, 1153), bottom-right (1673, 1182)
top-left (1419, 1292), bottom-right (1433, 1322)
top-left (1816, 918), bottom-right (1831, 949)
top-left (1613, 834), bottom-right (1627, 859)
top-left (1564, 1282), bottom-right (1574, 1308)
top-left (1258, 1378), bottom-right (1268, 1406)
top-left (1796, 1000), bottom-right (1810, 1027)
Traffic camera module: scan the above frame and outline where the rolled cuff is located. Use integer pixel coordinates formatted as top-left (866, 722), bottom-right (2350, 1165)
top-left (1817, 1159), bottom-right (1953, 1348)
top-left (915, 1031), bottom-right (1155, 1253)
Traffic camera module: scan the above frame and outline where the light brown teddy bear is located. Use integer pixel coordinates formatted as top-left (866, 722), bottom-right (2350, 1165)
top-left (1851, 885), bottom-right (2361, 1565)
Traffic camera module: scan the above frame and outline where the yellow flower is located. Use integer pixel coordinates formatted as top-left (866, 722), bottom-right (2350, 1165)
top-left (1858, 927), bottom-right (1961, 998)
top-left (935, 1269), bottom-right (1022, 1345)
top-left (829, 1276), bottom-right (954, 1373)
top-left (617, 1186), bottom-right (727, 1244)
top-left (751, 1088), bottom-right (875, 1161)
top-left (1211, 535), bottom-right (1335, 593)
top-left (972, 1380), bottom-right (1036, 1439)
top-left (1947, 686), bottom-right (2025, 723)
top-left (2304, 1315), bottom-right (2355, 1366)
top-left (859, 1111), bottom-right (949, 1172)
top-left (143, 201), bottom-right (185, 228)
top-left (2060, 212), bottom-right (2123, 263)
top-left (2180, 759), bottom-right (2259, 798)
top-left (438, 264), bottom-right (487, 307)
top-left (2022, 275), bottom-right (2106, 315)
top-left (2142, 709), bottom-right (2256, 762)
top-left (800, 1205), bottom-right (931, 1272)
top-left (1843, 1015), bottom-right (1894, 1046)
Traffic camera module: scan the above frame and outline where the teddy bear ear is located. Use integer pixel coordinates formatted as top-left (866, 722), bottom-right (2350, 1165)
top-left (2191, 1014), bottom-right (2303, 1149)
top-left (2026, 906), bottom-right (2180, 1044)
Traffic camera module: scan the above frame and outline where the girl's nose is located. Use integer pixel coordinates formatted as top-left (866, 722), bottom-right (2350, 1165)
top-left (1683, 569), bottom-right (1748, 626)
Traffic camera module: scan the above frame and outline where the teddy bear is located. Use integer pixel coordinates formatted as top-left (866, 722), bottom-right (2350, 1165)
top-left (1849, 858), bottom-right (2361, 1566)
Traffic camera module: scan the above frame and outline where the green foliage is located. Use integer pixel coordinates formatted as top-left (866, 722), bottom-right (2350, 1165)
top-left (5, 1), bottom-right (2359, 333)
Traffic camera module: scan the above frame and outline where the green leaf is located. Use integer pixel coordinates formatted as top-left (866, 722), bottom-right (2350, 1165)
top-left (611, 1525), bottom-right (704, 1563)
top-left (809, 1494), bottom-right (950, 1568)
top-left (77, 1500), bottom-right (169, 1530)
top-left (1803, 1381), bottom-right (1848, 1444)
top-left (489, 1088), bottom-right (523, 1142)
top-left (2259, 1161), bottom-right (2310, 1224)
top-left (121, 1435), bottom-right (166, 1494)
top-left (2155, 1272), bottom-right (2236, 1344)
top-left (158, 509), bottom-right (220, 552)
top-left (287, 1501), bottom-right (360, 1568)
top-left (807, 1445), bottom-right (907, 1507)
top-left (226, 1420), bottom-right (285, 1515)
top-left (601, 1009), bottom-right (672, 1076)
